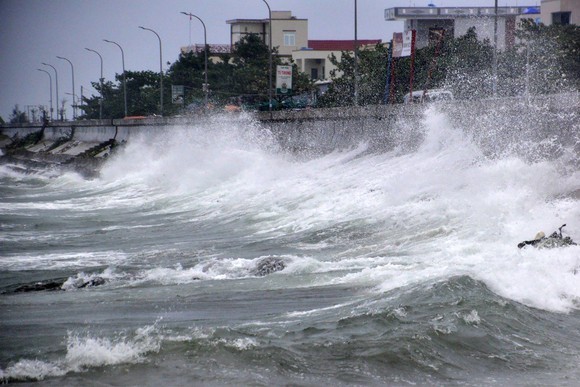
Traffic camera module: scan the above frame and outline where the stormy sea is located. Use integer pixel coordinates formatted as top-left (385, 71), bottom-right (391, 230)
top-left (1, 103), bottom-right (579, 386)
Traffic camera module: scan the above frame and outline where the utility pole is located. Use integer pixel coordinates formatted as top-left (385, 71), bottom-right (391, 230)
top-left (354, 0), bottom-right (359, 106)
top-left (139, 26), bottom-right (163, 116)
top-left (85, 47), bottom-right (104, 119)
top-left (262, 0), bottom-right (273, 118)
top-left (493, 0), bottom-right (498, 97)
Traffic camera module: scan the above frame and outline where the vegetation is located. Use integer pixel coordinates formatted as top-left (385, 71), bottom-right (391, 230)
top-left (8, 105), bottom-right (28, 124)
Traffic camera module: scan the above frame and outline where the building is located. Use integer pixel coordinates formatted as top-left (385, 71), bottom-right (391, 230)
top-left (181, 10), bottom-right (382, 83)
top-left (226, 11), bottom-right (308, 59)
top-left (293, 40), bottom-right (382, 81)
top-left (384, 5), bottom-right (538, 50)
top-left (541, 0), bottom-right (580, 25)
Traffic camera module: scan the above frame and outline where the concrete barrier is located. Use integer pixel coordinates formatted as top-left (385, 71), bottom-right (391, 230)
top-left (1, 93), bottom-right (578, 155)
top-left (43, 126), bottom-right (73, 140)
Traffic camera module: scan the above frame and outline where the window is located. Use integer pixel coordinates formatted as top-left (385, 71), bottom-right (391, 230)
top-left (284, 31), bottom-right (296, 46)
top-left (552, 12), bottom-right (571, 25)
top-left (311, 68), bottom-right (318, 80)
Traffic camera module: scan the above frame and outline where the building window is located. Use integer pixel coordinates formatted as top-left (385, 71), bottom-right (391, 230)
top-left (284, 31), bottom-right (296, 46)
top-left (552, 12), bottom-right (571, 25)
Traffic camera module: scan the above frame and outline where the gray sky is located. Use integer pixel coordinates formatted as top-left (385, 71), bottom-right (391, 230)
top-left (0, 0), bottom-right (535, 120)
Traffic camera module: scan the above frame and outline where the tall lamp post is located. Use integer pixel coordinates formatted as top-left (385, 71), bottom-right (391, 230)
top-left (103, 39), bottom-right (128, 117)
top-left (139, 26), bottom-right (163, 116)
top-left (492, 0), bottom-right (498, 97)
top-left (41, 62), bottom-right (60, 120)
top-left (261, 0), bottom-right (272, 116)
top-left (56, 56), bottom-right (76, 120)
top-left (37, 68), bottom-right (53, 121)
top-left (181, 12), bottom-right (208, 107)
top-left (354, 0), bottom-right (359, 106)
top-left (85, 47), bottom-right (104, 119)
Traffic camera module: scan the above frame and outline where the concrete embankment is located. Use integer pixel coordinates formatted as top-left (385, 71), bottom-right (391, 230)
top-left (1, 92), bottom-right (578, 163)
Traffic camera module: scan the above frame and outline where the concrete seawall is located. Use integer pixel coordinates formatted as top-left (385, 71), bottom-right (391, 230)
top-left (1, 92), bottom-right (578, 159)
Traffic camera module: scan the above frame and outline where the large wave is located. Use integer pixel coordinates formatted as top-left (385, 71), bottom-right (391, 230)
top-left (2, 107), bottom-right (579, 314)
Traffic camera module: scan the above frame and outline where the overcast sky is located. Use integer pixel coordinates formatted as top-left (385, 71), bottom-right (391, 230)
top-left (0, 0), bottom-right (535, 120)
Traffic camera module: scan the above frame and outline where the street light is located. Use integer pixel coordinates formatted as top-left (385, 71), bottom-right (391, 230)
top-left (65, 92), bottom-right (78, 117)
top-left (354, 0), bottom-right (359, 106)
top-left (56, 56), bottom-right (76, 120)
top-left (261, 0), bottom-right (272, 117)
top-left (139, 26), bottom-right (163, 116)
top-left (41, 62), bottom-right (60, 120)
top-left (85, 47), bottom-right (104, 119)
top-left (492, 0), bottom-right (498, 97)
top-left (103, 39), bottom-right (128, 117)
top-left (37, 68), bottom-right (53, 121)
top-left (181, 12), bottom-right (209, 107)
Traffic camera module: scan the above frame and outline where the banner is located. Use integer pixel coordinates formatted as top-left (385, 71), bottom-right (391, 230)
top-left (171, 85), bottom-right (184, 105)
top-left (392, 31), bottom-right (413, 58)
top-left (276, 65), bottom-right (292, 95)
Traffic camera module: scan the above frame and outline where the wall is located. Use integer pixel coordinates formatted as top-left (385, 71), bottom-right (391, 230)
top-left (2, 93), bottom-right (578, 157)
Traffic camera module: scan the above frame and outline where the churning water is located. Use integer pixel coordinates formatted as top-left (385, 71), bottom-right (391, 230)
top-left (1, 105), bottom-right (579, 385)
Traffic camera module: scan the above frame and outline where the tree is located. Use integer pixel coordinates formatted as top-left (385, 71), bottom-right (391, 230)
top-left (514, 19), bottom-right (580, 94)
top-left (231, 33), bottom-right (278, 97)
top-left (9, 105), bottom-right (28, 123)
top-left (318, 43), bottom-right (391, 107)
top-left (79, 70), bottom-right (173, 118)
top-left (166, 50), bottom-right (209, 107)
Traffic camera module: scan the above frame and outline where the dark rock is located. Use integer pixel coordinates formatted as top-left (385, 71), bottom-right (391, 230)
top-left (254, 257), bottom-right (286, 276)
top-left (76, 276), bottom-right (107, 288)
top-left (14, 279), bottom-right (66, 293)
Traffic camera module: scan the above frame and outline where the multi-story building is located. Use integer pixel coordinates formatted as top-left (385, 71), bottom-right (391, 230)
top-left (226, 11), bottom-right (308, 59)
top-left (384, 5), bottom-right (539, 50)
top-left (541, 0), bottom-right (579, 25)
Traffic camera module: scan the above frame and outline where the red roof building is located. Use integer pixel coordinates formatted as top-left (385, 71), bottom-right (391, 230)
top-left (307, 40), bottom-right (382, 51)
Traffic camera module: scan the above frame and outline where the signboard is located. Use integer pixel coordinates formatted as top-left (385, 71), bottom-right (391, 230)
top-left (276, 65), bottom-right (292, 95)
top-left (392, 31), bottom-right (414, 57)
top-left (172, 85), bottom-right (184, 105)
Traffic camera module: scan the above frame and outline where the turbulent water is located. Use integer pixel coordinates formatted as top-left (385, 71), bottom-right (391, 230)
top-left (1, 107), bottom-right (579, 386)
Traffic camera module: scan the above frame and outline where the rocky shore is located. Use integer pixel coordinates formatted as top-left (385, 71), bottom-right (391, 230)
top-left (0, 125), bottom-right (119, 178)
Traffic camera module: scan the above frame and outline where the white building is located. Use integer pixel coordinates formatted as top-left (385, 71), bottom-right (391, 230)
top-left (384, 5), bottom-right (539, 50)
top-left (292, 40), bottom-right (382, 81)
top-left (226, 11), bottom-right (308, 59)
top-left (541, 0), bottom-right (580, 25)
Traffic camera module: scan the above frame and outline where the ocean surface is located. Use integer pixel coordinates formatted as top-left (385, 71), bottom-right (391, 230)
top-left (1, 106), bottom-right (579, 386)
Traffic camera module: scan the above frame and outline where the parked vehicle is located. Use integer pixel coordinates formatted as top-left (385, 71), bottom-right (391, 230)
top-left (403, 89), bottom-right (454, 103)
